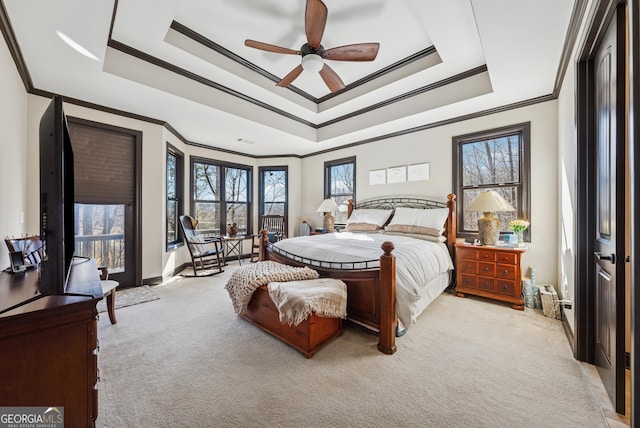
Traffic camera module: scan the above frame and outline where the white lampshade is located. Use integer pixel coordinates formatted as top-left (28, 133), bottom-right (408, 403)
top-left (302, 54), bottom-right (324, 72)
top-left (316, 198), bottom-right (339, 213)
top-left (467, 190), bottom-right (515, 213)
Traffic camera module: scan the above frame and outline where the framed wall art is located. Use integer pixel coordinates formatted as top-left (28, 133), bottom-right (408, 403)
top-left (407, 162), bottom-right (430, 181)
top-left (369, 169), bottom-right (386, 185)
top-left (386, 166), bottom-right (406, 184)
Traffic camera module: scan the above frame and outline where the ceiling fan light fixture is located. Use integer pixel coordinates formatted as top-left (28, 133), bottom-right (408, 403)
top-left (301, 54), bottom-right (324, 72)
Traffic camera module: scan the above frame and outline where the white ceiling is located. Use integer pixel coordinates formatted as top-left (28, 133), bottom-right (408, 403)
top-left (3, 0), bottom-right (576, 156)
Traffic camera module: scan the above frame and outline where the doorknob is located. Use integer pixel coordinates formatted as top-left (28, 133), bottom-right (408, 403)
top-left (594, 252), bottom-right (616, 264)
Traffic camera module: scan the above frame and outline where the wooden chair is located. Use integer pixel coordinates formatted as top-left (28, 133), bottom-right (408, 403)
top-left (251, 215), bottom-right (286, 262)
top-left (178, 215), bottom-right (225, 276)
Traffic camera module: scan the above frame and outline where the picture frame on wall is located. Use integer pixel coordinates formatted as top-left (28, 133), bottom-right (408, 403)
top-left (386, 166), bottom-right (406, 184)
top-left (369, 169), bottom-right (386, 185)
top-left (407, 162), bottom-right (430, 181)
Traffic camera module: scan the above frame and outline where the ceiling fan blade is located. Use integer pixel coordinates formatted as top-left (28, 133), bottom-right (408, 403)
top-left (276, 64), bottom-right (304, 87)
top-left (305, 0), bottom-right (328, 49)
top-left (319, 64), bottom-right (345, 93)
top-left (244, 39), bottom-right (301, 55)
top-left (323, 43), bottom-right (380, 61)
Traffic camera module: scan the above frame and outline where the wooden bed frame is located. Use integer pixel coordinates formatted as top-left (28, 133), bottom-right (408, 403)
top-left (256, 194), bottom-right (457, 355)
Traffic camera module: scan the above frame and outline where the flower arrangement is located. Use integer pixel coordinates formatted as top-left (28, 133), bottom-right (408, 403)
top-left (509, 219), bottom-right (530, 233)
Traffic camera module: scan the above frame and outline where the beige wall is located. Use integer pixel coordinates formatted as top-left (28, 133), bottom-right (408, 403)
top-left (0, 33), bottom-right (28, 270)
top-left (301, 101), bottom-right (560, 285)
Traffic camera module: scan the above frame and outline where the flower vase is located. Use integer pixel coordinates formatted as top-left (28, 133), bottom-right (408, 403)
top-left (516, 231), bottom-right (524, 246)
top-left (227, 223), bottom-right (238, 237)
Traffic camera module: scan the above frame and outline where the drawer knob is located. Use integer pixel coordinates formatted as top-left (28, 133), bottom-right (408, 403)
top-left (503, 285), bottom-right (509, 290)
top-left (465, 279), bottom-right (471, 284)
top-left (503, 270), bottom-right (509, 274)
top-left (484, 267), bottom-right (490, 272)
top-left (482, 282), bottom-right (488, 288)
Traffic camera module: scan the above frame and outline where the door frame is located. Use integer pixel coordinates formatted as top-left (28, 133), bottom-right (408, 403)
top-left (575, 0), bottom-right (638, 422)
top-left (628, 0), bottom-right (640, 424)
top-left (68, 117), bottom-right (143, 288)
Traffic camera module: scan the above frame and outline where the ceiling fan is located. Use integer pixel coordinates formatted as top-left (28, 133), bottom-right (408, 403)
top-left (244, 0), bottom-right (380, 93)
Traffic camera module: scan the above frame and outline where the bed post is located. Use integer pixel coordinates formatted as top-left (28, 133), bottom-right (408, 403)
top-left (378, 241), bottom-right (397, 355)
top-left (446, 194), bottom-right (457, 257)
top-left (347, 199), bottom-right (354, 219)
top-left (258, 229), bottom-right (269, 261)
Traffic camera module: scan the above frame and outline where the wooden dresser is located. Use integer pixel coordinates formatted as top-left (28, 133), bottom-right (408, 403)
top-left (0, 259), bottom-right (102, 427)
top-left (454, 243), bottom-right (526, 310)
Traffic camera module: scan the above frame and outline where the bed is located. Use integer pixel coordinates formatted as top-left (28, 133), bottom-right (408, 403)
top-left (256, 194), bottom-right (457, 355)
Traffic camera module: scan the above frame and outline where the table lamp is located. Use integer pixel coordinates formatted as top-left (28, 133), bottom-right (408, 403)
top-left (466, 190), bottom-right (515, 246)
top-left (316, 198), bottom-right (339, 232)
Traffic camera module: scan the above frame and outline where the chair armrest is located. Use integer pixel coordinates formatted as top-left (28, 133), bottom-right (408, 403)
top-left (97, 266), bottom-right (109, 280)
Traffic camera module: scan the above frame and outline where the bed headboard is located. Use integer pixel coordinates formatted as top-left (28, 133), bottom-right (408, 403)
top-left (347, 194), bottom-right (457, 257)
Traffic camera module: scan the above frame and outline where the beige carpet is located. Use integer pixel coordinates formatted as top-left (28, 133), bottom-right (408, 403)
top-left (96, 267), bottom-right (606, 428)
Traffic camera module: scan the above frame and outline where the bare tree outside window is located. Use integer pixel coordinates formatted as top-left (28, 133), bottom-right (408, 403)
top-left (193, 162), bottom-right (220, 234)
top-left (262, 169), bottom-right (287, 216)
top-left (325, 157), bottom-right (355, 225)
top-left (191, 158), bottom-right (252, 237)
top-left (225, 167), bottom-right (249, 234)
top-left (453, 123), bottom-right (531, 241)
top-left (166, 148), bottom-right (183, 247)
top-left (75, 204), bottom-right (125, 272)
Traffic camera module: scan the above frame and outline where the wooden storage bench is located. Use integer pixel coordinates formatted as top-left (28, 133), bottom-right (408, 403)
top-left (242, 285), bottom-right (343, 358)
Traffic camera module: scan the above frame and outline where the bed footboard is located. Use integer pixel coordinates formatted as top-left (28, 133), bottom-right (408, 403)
top-left (259, 230), bottom-right (397, 355)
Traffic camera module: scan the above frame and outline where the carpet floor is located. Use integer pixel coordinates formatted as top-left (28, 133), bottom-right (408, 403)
top-left (96, 267), bottom-right (606, 428)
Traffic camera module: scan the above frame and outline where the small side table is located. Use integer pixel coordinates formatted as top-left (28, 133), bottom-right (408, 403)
top-left (222, 236), bottom-right (251, 265)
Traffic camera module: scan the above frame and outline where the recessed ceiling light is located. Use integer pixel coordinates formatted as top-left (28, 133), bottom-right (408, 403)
top-left (237, 138), bottom-right (256, 145)
top-left (56, 30), bottom-right (100, 61)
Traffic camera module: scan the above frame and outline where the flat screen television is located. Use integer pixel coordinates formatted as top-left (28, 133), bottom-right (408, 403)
top-left (38, 95), bottom-right (75, 295)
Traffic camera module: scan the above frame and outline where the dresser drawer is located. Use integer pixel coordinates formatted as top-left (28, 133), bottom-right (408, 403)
top-left (495, 263), bottom-right (517, 280)
top-left (495, 252), bottom-right (517, 264)
top-left (478, 262), bottom-right (495, 276)
top-left (495, 280), bottom-right (517, 297)
top-left (457, 247), bottom-right (477, 261)
top-left (476, 277), bottom-right (495, 292)
top-left (477, 251), bottom-right (496, 262)
top-left (459, 260), bottom-right (478, 274)
top-left (459, 274), bottom-right (477, 288)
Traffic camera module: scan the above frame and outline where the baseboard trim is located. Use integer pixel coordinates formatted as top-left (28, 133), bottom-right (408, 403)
top-left (143, 262), bottom-right (191, 285)
top-left (561, 307), bottom-right (576, 356)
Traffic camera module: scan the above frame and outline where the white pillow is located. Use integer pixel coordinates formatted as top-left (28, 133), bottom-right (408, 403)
top-left (346, 209), bottom-right (393, 227)
top-left (388, 207), bottom-right (449, 233)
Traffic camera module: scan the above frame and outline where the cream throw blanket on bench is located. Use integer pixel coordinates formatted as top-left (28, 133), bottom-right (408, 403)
top-left (225, 261), bottom-right (319, 316)
top-left (268, 278), bottom-right (347, 326)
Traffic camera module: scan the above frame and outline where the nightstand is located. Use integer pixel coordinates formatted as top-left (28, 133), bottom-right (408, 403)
top-left (454, 243), bottom-right (526, 310)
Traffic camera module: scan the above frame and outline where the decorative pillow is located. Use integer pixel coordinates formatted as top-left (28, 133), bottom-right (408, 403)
top-left (384, 224), bottom-right (442, 237)
top-left (383, 230), bottom-right (447, 243)
top-left (346, 209), bottom-right (393, 228)
top-left (345, 223), bottom-right (384, 232)
top-left (387, 207), bottom-right (449, 234)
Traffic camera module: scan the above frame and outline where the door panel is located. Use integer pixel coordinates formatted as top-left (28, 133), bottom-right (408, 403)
top-left (593, 8), bottom-right (625, 414)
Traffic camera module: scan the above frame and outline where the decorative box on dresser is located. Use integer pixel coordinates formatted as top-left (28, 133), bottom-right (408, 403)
top-left (454, 243), bottom-right (526, 310)
top-left (0, 259), bottom-right (102, 427)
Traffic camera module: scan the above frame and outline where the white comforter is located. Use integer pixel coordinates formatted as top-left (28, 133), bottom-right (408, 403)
top-left (271, 232), bottom-right (454, 327)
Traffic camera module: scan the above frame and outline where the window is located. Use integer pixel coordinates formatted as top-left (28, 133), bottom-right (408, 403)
top-left (453, 122), bottom-right (531, 241)
top-left (259, 166), bottom-right (288, 220)
top-left (191, 157), bottom-right (252, 236)
top-left (166, 144), bottom-right (184, 249)
top-left (324, 156), bottom-right (355, 225)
